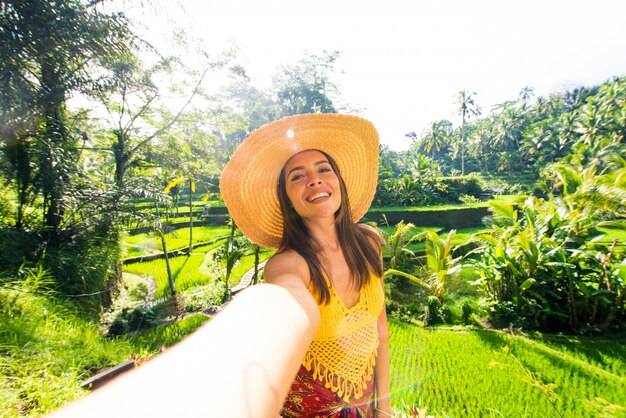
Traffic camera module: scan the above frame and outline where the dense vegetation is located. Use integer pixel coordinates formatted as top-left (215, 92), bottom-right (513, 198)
top-left (0, 0), bottom-right (624, 416)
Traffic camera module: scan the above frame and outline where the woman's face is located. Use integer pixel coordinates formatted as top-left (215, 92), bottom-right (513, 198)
top-left (282, 150), bottom-right (342, 220)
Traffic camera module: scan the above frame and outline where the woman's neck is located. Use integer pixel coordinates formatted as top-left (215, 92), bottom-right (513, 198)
top-left (303, 217), bottom-right (340, 252)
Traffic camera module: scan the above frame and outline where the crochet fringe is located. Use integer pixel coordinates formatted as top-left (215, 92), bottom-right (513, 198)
top-left (302, 348), bottom-right (378, 402)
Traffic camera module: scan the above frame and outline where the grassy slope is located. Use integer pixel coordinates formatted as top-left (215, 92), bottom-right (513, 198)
top-left (389, 320), bottom-right (626, 417)
top-left (0, 286), bottom-right (208, 418)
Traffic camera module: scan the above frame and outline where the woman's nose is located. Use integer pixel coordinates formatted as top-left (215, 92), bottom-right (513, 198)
top-left (307, 177), bottom-right (322, 187)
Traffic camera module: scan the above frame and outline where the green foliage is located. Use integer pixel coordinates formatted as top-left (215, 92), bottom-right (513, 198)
top-left (374, 173), bottom-right (485, 207)
top-left (415, 229), bottom-right (462, 300)
top-left (210, 234), bottom-right (249, 291)
top-left (459, 194), bottom-right (479, 204)
top-left (461, 300), bottom-right (475, 325)
top-left (389, 320), bottom-right (626, 417)
top-left (468, 194), bottom-right (625, 333)
top-left (179, 282), bottom-right (228, 312)
top-left (423, 296), bottom-right (445, 326)
top-left (108, 305), bottom-right (158, 336)
top-left (0, 223), bottom-right (123, 315)
top-left (0, 0), bottom-right (134, 232)
top-left (272, 50), bottom-right (340, 116)
top-left (380, 220), bottom-right (418, 270)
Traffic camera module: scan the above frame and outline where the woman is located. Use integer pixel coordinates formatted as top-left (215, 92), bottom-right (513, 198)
top-left (47, 114), bottom-right (390, 418)
top-left (220, 113), bottom-right (392, 417)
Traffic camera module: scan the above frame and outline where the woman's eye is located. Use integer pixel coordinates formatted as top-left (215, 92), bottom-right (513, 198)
top-left (290, 174), bottom-right (303, 181)
top-left (319, 167), bottom-right (332, 173)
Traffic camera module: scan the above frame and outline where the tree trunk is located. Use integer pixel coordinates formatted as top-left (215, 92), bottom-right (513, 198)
top-left (5, 131), bottom-right (31, 229)
top-left (600, 290), bottom-right (623, 333)
top-left (40, 58), bottom-right (67, 235)
top-left (160, 232), bottom-right (175, 296)
top-left (188, 185), bottom-right (193, 255)
top-left (113, 130), bottom-right (127, 188)
top-left (253, 245), bottom-right (260, 285)
top-left (460, 110), bottom-right (466, 175)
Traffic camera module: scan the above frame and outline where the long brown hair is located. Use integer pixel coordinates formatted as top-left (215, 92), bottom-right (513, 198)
top-left (276, 150), bottom-right (382, 304)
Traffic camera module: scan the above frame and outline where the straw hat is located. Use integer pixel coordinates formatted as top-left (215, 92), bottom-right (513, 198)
top-left (219, 113), bottom-right (379, 249)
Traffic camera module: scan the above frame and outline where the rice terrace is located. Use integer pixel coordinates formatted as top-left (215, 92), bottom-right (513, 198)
top-left (1, 1), bottom-right (625, 417)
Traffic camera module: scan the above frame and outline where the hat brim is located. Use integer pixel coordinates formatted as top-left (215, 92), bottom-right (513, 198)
top-left (220, 113), bottom-right (379, 249)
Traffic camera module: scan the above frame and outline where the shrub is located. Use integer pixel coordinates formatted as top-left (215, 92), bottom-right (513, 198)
top-left (459, 194), bottom-right (480, 204)
top-left (438, 174), bottom-right (483, 201)
top-left (128, 281), bottom-right (149, 302)
top-left (423, 296), bottom-right (445, 326)
top-left (180, 281), bottom-right (228, 312)
top-left (461, 301), bottom-right (475, 325)
top-left (388, 302), bottom-right (422, 326)
top-left (108, 305), bottom-right (158, 336)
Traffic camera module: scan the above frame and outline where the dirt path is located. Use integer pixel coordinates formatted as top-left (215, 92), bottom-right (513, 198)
top-left (231, 260), bottom-right (268, 294)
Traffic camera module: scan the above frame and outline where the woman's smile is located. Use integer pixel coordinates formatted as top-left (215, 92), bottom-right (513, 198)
top-left (284, 150), bottom-right (341, 217)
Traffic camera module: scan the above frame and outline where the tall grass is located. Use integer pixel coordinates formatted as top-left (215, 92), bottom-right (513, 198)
top-left (0, 286), bottom-right (132, 417)
top-left (389, 320), bottom-right (626, 417)
top-left (129, 314), bottom-right (210, 355)
top-left (0, 279), bottom-right (210, 418)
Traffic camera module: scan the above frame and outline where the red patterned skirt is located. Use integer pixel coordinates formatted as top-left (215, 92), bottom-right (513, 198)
top-left (281, 364), bottom-right (375, 417)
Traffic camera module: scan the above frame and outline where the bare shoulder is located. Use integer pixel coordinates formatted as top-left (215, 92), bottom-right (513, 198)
top-left (264, 249), bottom-right (311, 288)
top-left (357, 223), bottom-right (383, 249)
top-left (358, 223), bottom-right (381, 237)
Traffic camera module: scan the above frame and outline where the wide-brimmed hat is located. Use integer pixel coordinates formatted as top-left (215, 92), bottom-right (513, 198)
top-left (219, 113), bottom-right (379, 249)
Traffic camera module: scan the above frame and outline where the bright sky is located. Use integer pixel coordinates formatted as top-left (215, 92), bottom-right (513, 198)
top-left (127, 0), bottom-right (626, 151)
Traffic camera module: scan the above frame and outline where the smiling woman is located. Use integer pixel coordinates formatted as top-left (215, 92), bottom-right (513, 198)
top-left (220, 113), bottom-right (391, 417)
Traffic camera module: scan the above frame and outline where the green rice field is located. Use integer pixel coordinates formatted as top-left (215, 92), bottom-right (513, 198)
top-left (124, 225), bottom-right (231, 257)
top-left (123, 244), bottom-right (271, 298)
top-left (389, 320), bottom-right (626, 417)
top-left (124, 253), bottom-right (213, 299)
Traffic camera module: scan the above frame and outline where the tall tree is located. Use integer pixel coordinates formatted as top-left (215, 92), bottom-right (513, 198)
top-left (420, 120), bottom-right (452, 158)
top-left (157, 110), bottom-right (217, 254)
top-left (272, 50), bottom-right (341, 116)
top-left (456, 90), bottom-right (481, 175)
top-left (0, 0), bottom-right (133, 234)
top-left (94, 58), bottom-right (207, 188)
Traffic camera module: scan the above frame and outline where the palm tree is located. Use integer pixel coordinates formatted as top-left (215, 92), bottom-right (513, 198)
top-left (456, 90), bottom-right (481, 175)
top-left (416, 230), bottom-right (462, 300)
top-left (380, 221), bottom-right (430, 289)
top-left (420, 120), bottom-right (451, 158)
top-left (518, 86), bottom-right (535, 105)
top-left (392, 174), bottom-right (419, 206)
top-left (381, 220), bottom-right (417, 270)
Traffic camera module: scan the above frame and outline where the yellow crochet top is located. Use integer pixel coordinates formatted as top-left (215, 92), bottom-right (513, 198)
top-left (303, 274), bottom-right (384, 402)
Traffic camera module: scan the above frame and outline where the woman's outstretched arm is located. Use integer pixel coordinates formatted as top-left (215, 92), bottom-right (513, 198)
top-left (48, 283), bottom-right (320, 418)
